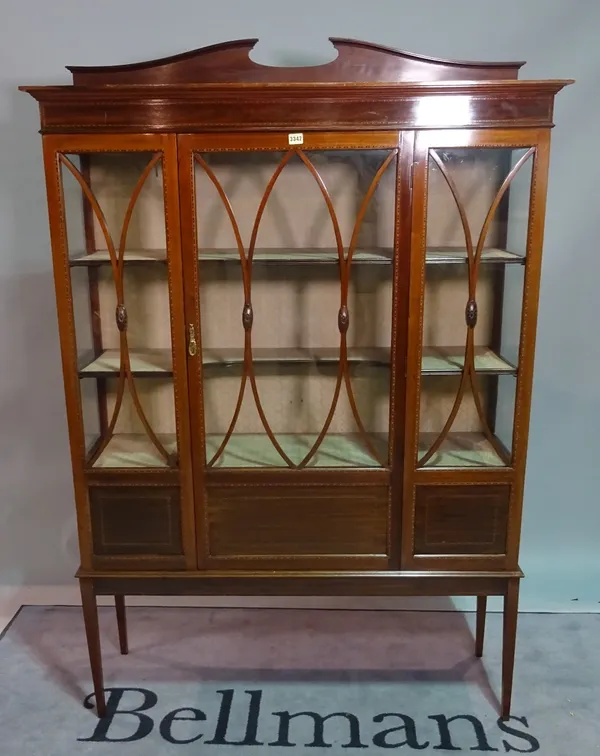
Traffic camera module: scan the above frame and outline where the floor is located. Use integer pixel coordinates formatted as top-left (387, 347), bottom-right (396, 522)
top-left (0, 605), bottom-right (598, 754)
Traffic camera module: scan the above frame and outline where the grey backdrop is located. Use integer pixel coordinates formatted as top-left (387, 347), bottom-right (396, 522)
top-left (1, 0), bottom-right (598, 611)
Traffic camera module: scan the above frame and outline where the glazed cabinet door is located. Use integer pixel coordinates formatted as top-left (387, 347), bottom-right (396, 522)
top-left (179, 133), bottom-right (406, 570)
top-left (403, 129), bottom-right (551, 569)
top-left (43, 134), bottom-right (195, 570)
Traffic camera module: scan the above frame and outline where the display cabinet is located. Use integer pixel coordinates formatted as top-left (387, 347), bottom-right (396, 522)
top-left (20, 38), bottom-right (571, 719)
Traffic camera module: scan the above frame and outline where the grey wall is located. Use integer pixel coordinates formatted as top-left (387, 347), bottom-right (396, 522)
top-left (1, 0), bottom-right (598, 610)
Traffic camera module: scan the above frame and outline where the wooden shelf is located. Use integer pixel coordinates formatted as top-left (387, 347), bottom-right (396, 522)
top-left (206, 433), bottom-right (387, 468)
top-left (69, 246), bottom-right (525, 266)
top-left (418, 432), bottom-right (508, 468)
top-left (89, 433), bottom-right (177, 468)
top-left (422, 346), bottom-right (516, 375)
top-left (79, 349), bottom-right (172, 376)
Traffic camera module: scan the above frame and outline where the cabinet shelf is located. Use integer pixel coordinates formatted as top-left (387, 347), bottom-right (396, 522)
top-left (206, 433), bottom-right (387, 468)
top-left (79, 349), bottom-right (173, 377)
top-left (426, 247), bottom-right (525, 265)
top-left (199, 248), bottom-right (393, 264)
top-left (69, 246), bottom-right (525, 267)
top-left (422, 347), bottom-right (516, 375)
top-left (418, 432), bottom-right (508, 468)
top-left (78, 346), bottom-right (516, 376)
top-left (70, 249), bottom-right (168, 265)
top-left (203, 346), bottom-right (390, 367)
top-left (88, 433), bottom-right (177, 468)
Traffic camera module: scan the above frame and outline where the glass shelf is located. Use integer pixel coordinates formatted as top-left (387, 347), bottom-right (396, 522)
top-left (70, 249), bottom-right (168, 265)
top-left (425, 247), bottom-right (525, 265)
top-left (203, 346), bottom-right (390, 367)
top-left (206, 433), bottom-right (387, 468)
top-left (421, 347), bottom-right (516, 375)
top-left (205, 346), bottom-right (514, 374)
top-left (79, 349), bottom-right (173, 376)
top-left (200, 248), bottom-right (393, 264)
top-left (417, 432), bottom-right (508, 468)
top-left (68, 246), bottom-right (525, 267)
top-left (78, 345), bottom-right (515, 377)
top-left (88, 433), bottom-right (177, 468)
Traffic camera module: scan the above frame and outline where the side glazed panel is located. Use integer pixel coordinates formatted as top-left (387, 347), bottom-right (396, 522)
top-left (402, 129), bottom-right (551, 570)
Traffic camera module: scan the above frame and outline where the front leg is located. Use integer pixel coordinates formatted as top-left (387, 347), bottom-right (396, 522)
top-left (80, 579), bottom-right (106, 718)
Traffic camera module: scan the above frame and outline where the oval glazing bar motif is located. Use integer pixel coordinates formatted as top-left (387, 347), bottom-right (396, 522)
top-left (59, 153), bottom-right (177, 468)
top-left (195, 148), bottom-right (398, 469)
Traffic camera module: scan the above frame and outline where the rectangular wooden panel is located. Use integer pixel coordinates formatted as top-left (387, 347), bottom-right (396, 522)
top-left (90, 486), bottom-right (182, 556)
top-left (206, 485), bottom-right (389, 561)
top-left (414, 484), bottom-right (509, 556)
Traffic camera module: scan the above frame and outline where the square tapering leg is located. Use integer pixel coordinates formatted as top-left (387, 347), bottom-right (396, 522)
top-left (501, 579), bottom-right (520, 720)
top-left (80, 579), bottom-right (106, 718)
top-left (115, 595), bottom-right (128, 655)
top-left (475, 595), bottom-right (487, 657)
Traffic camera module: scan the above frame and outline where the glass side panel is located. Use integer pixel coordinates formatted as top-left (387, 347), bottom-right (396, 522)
top-left (61, 152), bottom-right (177, 469)
top-left (418, 147), bottom-right (532, 468)
top-left (195, 149), bottom-right (396, 468)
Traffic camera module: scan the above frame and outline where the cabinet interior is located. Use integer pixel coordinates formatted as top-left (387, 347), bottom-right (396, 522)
top-left (65, 146), bottom-right (529, 469)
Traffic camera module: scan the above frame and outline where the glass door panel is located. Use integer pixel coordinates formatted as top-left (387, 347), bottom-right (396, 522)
top-left (61, 151), bottom-right (177, 468)
top-left (194, 147), bottom-right (397, 468)
top-left (418, 146), bottom-right (533, 468)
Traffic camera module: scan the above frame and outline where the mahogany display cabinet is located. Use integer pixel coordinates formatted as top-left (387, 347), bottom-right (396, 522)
top-left (21, 38), bottom-right (571, 719)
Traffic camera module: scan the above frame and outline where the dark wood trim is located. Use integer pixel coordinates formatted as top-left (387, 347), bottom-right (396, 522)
top-left (501, 578), bottom-right (520, 719)
top-left (43, 137), bottom-right (94, 569)
top-left (80, 579), bottom-right (106, 717)
top-left (21, 81), bottom-right (571, 134)
top-left (475, 595), bottom-right (487, 657)
top-left (114, 595), bottom-right (128, 655)
top-left (161, 134), bottom-right (198, 570)
top-left (82, 569), bottom-right (523, 597)
top-left (506, 132), bottom-right (552, 569)
top-left (92, 555), bottom-right (187, 571)
top-left (178, 135), bottom-right (208, 570)
top-left (204, 467), bottom-right (390, 486)
top-left (389, 130), bottom-right (414, 568)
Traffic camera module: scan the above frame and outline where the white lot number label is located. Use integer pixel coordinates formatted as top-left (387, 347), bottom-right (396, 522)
top-left (288, 132), bottom-right (304, 145)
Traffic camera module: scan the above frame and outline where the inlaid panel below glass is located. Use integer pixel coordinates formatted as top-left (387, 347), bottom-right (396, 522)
top-left (195, 148), bottom-right (397, 468)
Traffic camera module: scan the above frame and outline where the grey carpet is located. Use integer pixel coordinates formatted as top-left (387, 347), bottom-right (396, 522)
top-left (0, 605), bottom-right (598, 754)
